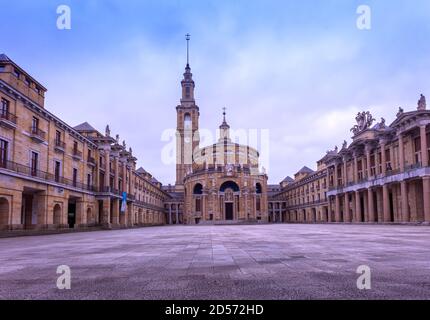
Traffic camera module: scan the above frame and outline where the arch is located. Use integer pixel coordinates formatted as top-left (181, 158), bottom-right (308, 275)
top-left (219, 181), bottom-right (240, 192)
top-left (53, 204), bottom-right (62, 225)
top-left (256, 183), bottom-right (262, 194)
top-left (184, 113), bottom-right (192, 129)
top-left (193, 183), bottom-right (203, 195)
top-left (0, 197), bottom-right (9, 227)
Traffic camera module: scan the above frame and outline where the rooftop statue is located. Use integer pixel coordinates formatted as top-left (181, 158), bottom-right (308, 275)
top-left (105, 125), bottom-right (111, 137)
top-left (350, 111), bottom-right (375, 135)
top-left (396, 107), bottom-right (404, 117)
top-left (418, 94), bottom-right (426, 110)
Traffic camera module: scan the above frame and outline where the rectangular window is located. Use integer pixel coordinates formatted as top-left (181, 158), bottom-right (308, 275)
top-left (185, 86), bottom-right (190, 98)
top-left (87, 174), bottom-right (91, 188)
top-left (256, 198), bottom-right (261, 211)
top-left (73, 168), bottom-right (78, 187)
top-left (195, 198), bottom-right (201, 212)
top-left (13, 68), bottom-right (20, 78)
top-left (1, 98), bottom-right (9, 116)
top-left (31, 117), bottom-right (39, 132)
top-left (31, 152), bottom-right (38, 176)
top-left (54, 161), bottom-right (61, 182)
top-left (55, 130), bottom-right (62, 144)
top-left (73, 141), bottom-right (78, 152)
top-left (0, 65), bottom-right (5, 72)
top-left (0, 139), bottom-right (8, 167)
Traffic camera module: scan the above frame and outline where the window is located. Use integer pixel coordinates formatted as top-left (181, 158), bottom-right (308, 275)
top-left (185, 86), bottom-right (191, 98)
top-left (1, 98), bottom-right (9, 116)
top-left (0, 139), bottom-right (8, 167)
top-left (184, 113), bottom-right (192, 129)
top-left (73, 168), bottom-right (78, 187)
top-left (31, 152), bottom-right (38, 176)
top-left (54, 161), bottom-right (61, 182)
top-left (195, 198), bottom-right (201, 212)
top-left (13, 68), bottom-right (20, 78)
top-left (87, 174), bottom-right (92, 188)
top-left (31, 117), bottom-right (39, 132)
top-left (24, 77), bottom-right (31, 86)
top-left (55, 130), bottom-right (62, 144)
top-left (73, 141), bottom-right (78, 152)
top-left (0, 65), bottom-right (5, 72)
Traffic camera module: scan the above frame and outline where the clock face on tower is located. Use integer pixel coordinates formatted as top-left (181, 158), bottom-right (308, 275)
top-left (184, 137), bottom-right (191, 143)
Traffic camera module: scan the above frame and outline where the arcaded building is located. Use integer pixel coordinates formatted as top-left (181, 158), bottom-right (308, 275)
top-left (0, 54), bottom-right (169, 232)
top-left (171, 57), bottom-right (269, 224)
top-left (271, 98), bottom-right (430, 224)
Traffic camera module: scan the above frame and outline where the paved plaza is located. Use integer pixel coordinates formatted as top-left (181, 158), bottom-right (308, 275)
top-left (0, 224), bottom-right (430, 300)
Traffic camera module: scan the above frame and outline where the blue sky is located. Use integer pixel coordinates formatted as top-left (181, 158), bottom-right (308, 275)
top-left (1, 0), bottom-right (430, 184)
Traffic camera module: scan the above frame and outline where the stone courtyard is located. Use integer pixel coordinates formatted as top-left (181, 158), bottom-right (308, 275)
top-left (0, 224), bottom-right (429, 300)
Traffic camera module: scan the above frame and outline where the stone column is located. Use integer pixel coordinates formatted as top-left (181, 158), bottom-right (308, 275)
top-left (168, 205), bottom-right (172, 224)
top-left (375, 188), bottom-right (382, 222)
top-left (400, 181), bottom-right (409, 222)
top-left (398, 134), bottom-right (405, 172)
top-left (343, 159), bottom-right (348, 186)
top-left (114, 156), bottom-right (119, 192)
top-left (334, 164), bottom-right (339, 188)
top-left (355, 191), bottom-right (361, 222)
top-left (335, 195), bottom-right (340, 222)
top-left (363, 191), bottom-right (368, 222)
top-left (122, 162), bottom-right (127, 193)
top-left (365, 146), bottom-right (372, 179)
top-left (423, 177), bottom-right (430, 222)
top-left (383, 184), bottom-right (390, 222)
top-left (343, 193), bottom-right (349, 222)
top-left (105, 151), bottom-right (110, 190)
top-left (328, 197), bottom-right (332, 222)
top-left (176, 204), bottom-right (179, 224)
top-left (367, 188), bottom-right (375, 222)
top-left (353, 154), bottom-right (359, 183)
top-left (381, 142), bottom-right (387, 176)
top-left (420, 125), bottom-right (428, 167)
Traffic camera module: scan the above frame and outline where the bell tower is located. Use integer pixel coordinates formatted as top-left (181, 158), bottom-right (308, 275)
top-left (176, 34), bottom-right (200, 186)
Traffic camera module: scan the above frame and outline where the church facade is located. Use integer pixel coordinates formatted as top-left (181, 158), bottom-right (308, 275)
top-left (170, 58), bottom-right (268, 224)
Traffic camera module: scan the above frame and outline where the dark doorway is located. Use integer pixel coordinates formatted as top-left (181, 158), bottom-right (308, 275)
top-left (389, 192), bottom-right (394, 222)
top-left (225, 203), bottom-right (233, 220)
top-left (22, 194), bottom-right (34, 229)
top-left (98, 200), bottom-right (103, 224)
top-left (360, 196), bottom-right (365, 222)
top-left (68, 201), bottom-right (76, 228)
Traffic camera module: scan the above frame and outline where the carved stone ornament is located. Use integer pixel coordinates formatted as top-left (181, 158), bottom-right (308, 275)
top-left (350, 111), bottom-right (375, 135)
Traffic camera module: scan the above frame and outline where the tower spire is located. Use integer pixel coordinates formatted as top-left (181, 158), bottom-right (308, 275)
top-left (186, 33), bottom-right (190, 66)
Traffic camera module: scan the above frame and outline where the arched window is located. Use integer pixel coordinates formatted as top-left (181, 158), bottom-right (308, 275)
top-left (256, 183), bottom-right (262, 194)
top-left (184, 113), bottom-right (192, 129)
top-left (193, 183), bottom-right (203, 195)
top-left (219, 181), bottom-right (240, 192)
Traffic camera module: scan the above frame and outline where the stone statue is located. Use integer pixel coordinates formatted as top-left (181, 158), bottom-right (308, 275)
top-left (350, 111), bottom-right (375, 135)
top-left (122, 140), bottom-right (126, 148)
top-left (342, 140), bottom-right (347, 149)
top-left (105, 125), bottom-right (111, 137)
top-left (129, 147), bottom-right (132, 155)
top-left (115, 134), bottom-right (119, 144)
top-left (418, 94), bottom-right (426, 110)
top-left (380, 117), bottom-right (386, 128)
top-left (397, 107), bottom-right (404, 117)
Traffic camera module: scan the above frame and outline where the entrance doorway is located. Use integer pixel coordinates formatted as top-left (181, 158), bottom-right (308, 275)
top-left (225, 202), bottom-right (233, 220)
top-left (68, 200), bottom-right (76, 228)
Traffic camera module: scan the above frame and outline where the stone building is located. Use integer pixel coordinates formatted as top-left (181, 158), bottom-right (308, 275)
top-left (170, 54), bottom-right (269, 224)
top-left (0, 54), bottom-right (169, 232)
top-left (271, 100), bottom-right (430, 224)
